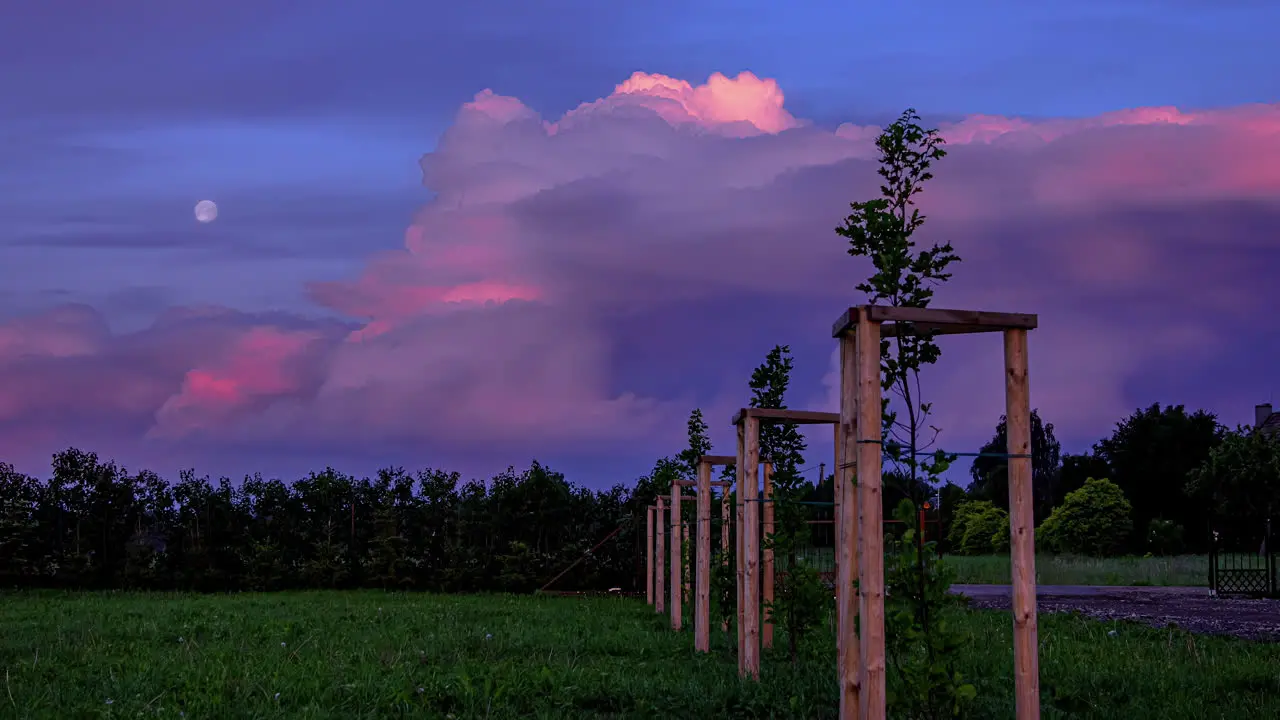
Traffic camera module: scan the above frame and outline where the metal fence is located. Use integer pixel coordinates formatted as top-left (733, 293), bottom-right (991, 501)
top-left (1209, 517), bottom-right (1277, 598)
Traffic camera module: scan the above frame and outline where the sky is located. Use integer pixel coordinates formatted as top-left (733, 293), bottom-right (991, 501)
top-left (2, 0), bottom-right (1279, 487)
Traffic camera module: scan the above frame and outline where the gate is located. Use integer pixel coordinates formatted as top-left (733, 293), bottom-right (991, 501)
top-left (1209, 517), bottom-right (1278, 598)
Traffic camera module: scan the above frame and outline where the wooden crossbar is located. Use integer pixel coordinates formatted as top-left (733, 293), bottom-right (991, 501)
top-left (731, 407), bottom-right (840, 425)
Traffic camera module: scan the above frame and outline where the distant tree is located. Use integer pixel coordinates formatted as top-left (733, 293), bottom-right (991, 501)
top-left (1057, 453), bottom-right (1110, 506)
top-left (1145, 518), bottom-right (1185, 556)
top-left (1187, 426), bottom-right (1280, 522)
top-left (0, 463), bottom-right (43, 583)
top-left (1037, 478), bottom-right (1133, 557)
top-left (238, 473), bottom-right (296, 591)
top-left (968, 410), bottom-right (1062, 522)
top-left (884, 469), bottom-right (938, 516)
top-left (935, 481), bottom-right (968, 553)
top-left (680, 409), bottom-right (713, 481)
top-left (1094, 404), bottom-right (1224, 551)
top-left (365, 467), bottom-right (417, 590)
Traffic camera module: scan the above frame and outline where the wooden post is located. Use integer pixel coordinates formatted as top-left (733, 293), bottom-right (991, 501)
top-left (646, 505), bottom-right (655, 606)
top-left (722, 485), bottom-right (732, 557)
top-left (762, 462), bottom-right (775, 650)
top-left (670, 479), bottom-right (683, 631)
top-left (1004, 328), bottom-right (1041, 720)
top-left (722, 480), bottom-right (732, 633)
top-left (735, 424), bottom-right (747, 668)
top-left (695, 459), bottom-right (713, 652)
top-left (856, 315), bottom-right (885, 720)
top-left (832, 424), bottom-right (841, 601)
top-left (683, 520), bottom-right (692, 603)
top-left (656, 497), bottom-right (666, 614)
top-left (742, 415), bottom-right (762, 679)
top-left (837, 327), bottom-right (861, 720)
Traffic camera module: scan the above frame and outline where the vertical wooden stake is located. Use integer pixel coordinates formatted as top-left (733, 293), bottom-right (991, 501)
top-left (646, 505), bottom-right (655, 606)
top-left (837, 326), bottom-right (862, 720)
top-left (695, 459), bottom-right (712, 652)
top-left (1005, 328), bottom-right (1041, 720)
top-left (670, 479), bottom-right (683, 631)
top-left (683, 520), bottom-right (692, 603)
top-left (655, 497), bottom-right (666, 614)
top-left (856, 315), bottom-right (886, 720)
top-left (762, 462), bottom-right (775, 650)
top-left (735, 424), bottom-right (747, 671)
top-left (742, 415), bottom-right (762, 680)
top-left (722, 480), bottom-right (732, 633)
top-left (832, 423), bottom-right (842, 605)
top-left (721, 484), bottom-right (732, 557)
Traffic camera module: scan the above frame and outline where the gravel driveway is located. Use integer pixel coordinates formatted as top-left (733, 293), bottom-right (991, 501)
top-left (951, 584), bottom-right (1280, 641)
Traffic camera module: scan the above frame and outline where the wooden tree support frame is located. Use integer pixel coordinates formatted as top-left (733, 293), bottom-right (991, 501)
top-left (830, 305), bottom-right (1041, 720)
top-left (732, 407), bottom-right (841, 680)
top-left (650, 466), bottom-right (736, 649)
top-left (694, 455), bottom-right (736, 652)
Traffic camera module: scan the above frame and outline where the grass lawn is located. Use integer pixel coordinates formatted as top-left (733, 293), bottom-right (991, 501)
top-left (793, 550), bottom-right (1210, 586)
top-left (2, 589), bottom-right (1275, 718)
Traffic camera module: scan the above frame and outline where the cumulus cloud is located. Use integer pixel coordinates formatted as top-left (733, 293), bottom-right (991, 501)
top-left (2, 71), bottom-right (1278, 476)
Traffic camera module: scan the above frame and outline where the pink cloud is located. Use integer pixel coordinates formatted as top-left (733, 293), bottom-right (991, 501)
top-left (149, 327), bottom-right (326, 440)
top-left (3, 71), bottom-right (1279, 476)
top-left (558, 71), bottom-right (801, 137)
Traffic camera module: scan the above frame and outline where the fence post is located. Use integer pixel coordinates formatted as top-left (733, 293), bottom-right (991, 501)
top-left (1268, 518), bottom-right (1276, 597)
top-left (1208, 524), bottom-right (1217, 597)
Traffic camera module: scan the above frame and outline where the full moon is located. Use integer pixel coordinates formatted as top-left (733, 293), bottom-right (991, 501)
top-left (194, 200), bottom-right (218, 224)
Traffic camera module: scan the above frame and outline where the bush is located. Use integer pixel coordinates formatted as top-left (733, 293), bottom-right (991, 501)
top-left (1037, 478), bottom-right (1133, 556)
top-left (1146, 518), bottom-right (1184, 555)
top-left (947, 500), bottom-right (1009, 555)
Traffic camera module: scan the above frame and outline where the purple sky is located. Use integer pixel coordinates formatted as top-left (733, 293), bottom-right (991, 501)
top-left (2, 0), bottom-right (1279, 486)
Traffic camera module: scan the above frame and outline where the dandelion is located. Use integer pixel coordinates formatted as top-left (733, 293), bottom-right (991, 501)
top-left (281, 642), bottom-right (287, 647)
top-left (485, 633), bottom-right (492, 640)
top-left (105, 698), bottom-right (113, 705)
top-left (1107, 630), bottom-right (1118, 637)
top-left (178, 636), bottom-right (185, 643)
top-left (417, 687), bottom-right (425, 695)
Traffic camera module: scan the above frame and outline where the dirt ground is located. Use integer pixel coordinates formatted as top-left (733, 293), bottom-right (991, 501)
top-left (951, 584), bottom-right (1280, 641)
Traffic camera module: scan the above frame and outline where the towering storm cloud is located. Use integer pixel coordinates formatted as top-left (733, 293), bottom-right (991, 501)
top-left (1, 72), bottom-right (1277, 479)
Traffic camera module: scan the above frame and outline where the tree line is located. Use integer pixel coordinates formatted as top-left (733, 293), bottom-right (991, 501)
top-left (941, 402), bottom-right (1280, 556)
top-left (0, 450), bottom-right (661, 594)
top-left (1, 398), bottom-right (1274, 594)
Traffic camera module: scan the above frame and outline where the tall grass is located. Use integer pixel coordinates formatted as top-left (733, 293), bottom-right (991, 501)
top-left (794, 550), bottom-right (1209, 586)
top-left (944, 554), bottom-right (1209, 587)
top-left (1, 589), bottom-right (1274, 718)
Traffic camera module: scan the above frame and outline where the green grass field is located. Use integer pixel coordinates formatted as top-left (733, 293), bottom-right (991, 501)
top-left (792, 550), bottom-right (1210, 586)
top-left (2, 589), bottom-right (1275, 719)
